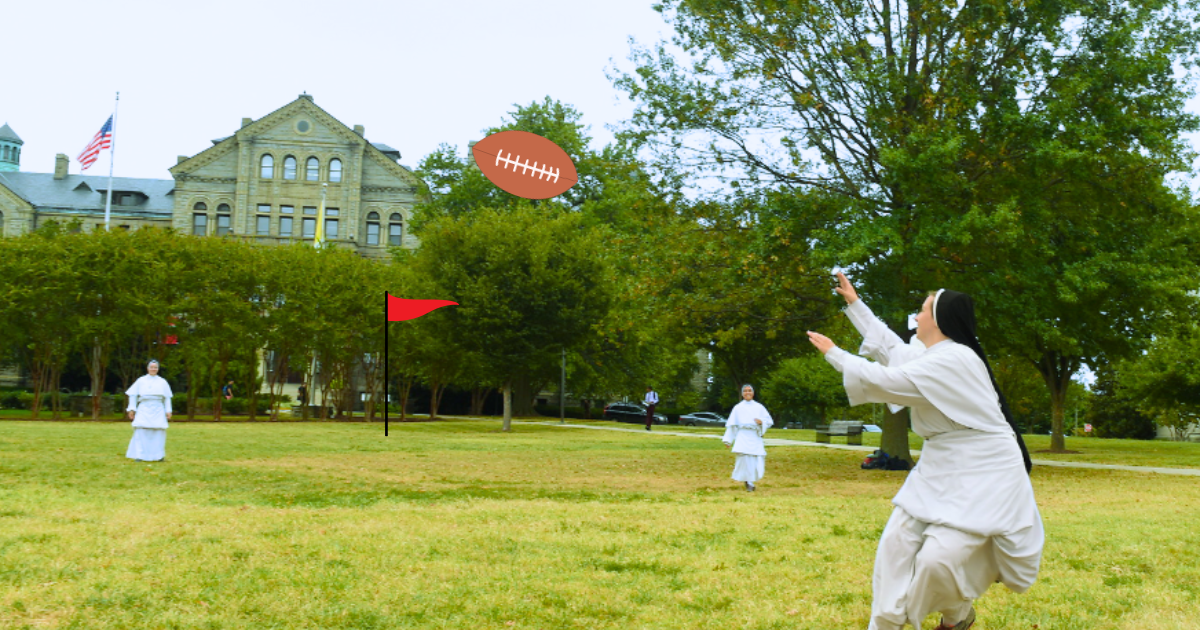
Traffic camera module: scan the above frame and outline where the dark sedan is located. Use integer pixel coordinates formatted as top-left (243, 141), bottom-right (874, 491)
top-left (603, 402), bottom-right (667, 425)
top-left (678, 411), bottom-right (727, 427)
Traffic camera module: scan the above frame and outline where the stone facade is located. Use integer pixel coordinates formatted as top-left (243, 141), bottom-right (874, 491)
top-left (0, 95), bottom-right (422, 258)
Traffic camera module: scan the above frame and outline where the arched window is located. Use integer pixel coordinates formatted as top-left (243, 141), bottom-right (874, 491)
top-left (366, 211), bottom-right (380, 245)
top-left (329, 158), bottom-right (343, 183)
top-left (192, 205), bottom-right (208, 235)
top-left (2, 146), bottom-right (8, 160)
top-left (216, 204), bottom-right (232, 236)
top-left (306, 157), bottom-right (319, 181)
top-left (388, 212), bottom-right (403, 246)
top-left (260, 154), bottom-right (274, 179)
top-left (283, 156), bottom-right (297, 180)
top-left (193, 202), bottom-right (207, 212)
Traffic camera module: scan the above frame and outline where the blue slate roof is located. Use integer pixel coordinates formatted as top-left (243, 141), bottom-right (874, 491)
top-left (0, 171), bottom-right (174, 216)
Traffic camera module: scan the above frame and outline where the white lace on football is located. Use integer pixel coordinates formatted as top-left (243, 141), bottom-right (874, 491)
top-left (495, 150), bottom-right (561, 183)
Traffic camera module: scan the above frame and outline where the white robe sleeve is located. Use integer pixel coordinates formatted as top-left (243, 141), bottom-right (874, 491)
top-left (841, 352), bottom-right (928, 408)
top-left (125, 378), bottom-right (140, 412)
top-left (755, 403), bottom-right (773, 436)
top-left (845, 299), bottom-right (925, 367)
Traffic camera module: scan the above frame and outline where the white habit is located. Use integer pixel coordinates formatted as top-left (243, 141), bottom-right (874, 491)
top-left (125, 374), bottom-right (173, 462)
top-left (721, 399), bottom-right (773, 483)
top-left (824, 299), bottom-right (1043, 630)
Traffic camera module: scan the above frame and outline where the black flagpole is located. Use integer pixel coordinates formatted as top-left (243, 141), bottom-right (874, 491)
top-left (384, 291), bottom-right (389, 437)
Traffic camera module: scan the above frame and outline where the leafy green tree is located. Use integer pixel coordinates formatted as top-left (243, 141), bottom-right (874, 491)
top-left (0, 223), bottom-right (78, 418)
top-left (412, 205), bottom-right (615, 430)
top-left (1085, 366), bottom-right (1159, 440)
top-left (1115, 324), bottom-right (1200, 441)
top-left (633, 191), bottom-right (837, 408)
top-left (615, 0), bottom-right (1200, 455)
top-left (762, 353), bottom-right (847, 427)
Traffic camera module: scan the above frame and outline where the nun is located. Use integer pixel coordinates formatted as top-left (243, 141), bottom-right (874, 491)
top-left (721, 384), bottom-right (774, 492)
top-left (125, 359), bottom-right (174, 462)
top-left (806, 272), bottom-right (1042, 630)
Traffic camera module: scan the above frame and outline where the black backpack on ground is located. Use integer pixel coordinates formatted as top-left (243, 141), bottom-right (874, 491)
top-left (861, 449), bottom-right (911, 471)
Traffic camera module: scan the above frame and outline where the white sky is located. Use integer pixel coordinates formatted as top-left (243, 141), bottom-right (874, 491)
top-left (2, 0), bottom-right (674, 179)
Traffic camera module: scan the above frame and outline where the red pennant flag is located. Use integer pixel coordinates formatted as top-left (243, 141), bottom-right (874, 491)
top-left (387, 293), bottom-right (458, 321)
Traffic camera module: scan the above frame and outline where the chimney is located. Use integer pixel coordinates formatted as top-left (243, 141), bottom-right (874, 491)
top-left (353, 125), bottom-right (364, 137)
top-left (54, 153), bottom-right (69, 179)
top-left (467, 141), bottom-right (479, 170)
top-left (241, 117), bottom-right (253, 128)
top-left (177, 155), bottom-right (189, 164)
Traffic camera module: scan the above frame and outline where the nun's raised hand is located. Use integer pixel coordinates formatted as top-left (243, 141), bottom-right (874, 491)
top-left (835, 271), bottom-right (859, 305)
top-left (807, 331), bottom-right (838, 355)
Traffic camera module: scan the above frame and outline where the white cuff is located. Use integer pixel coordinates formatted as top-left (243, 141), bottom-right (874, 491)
top-left (824, 347), bottom-right (848, 373)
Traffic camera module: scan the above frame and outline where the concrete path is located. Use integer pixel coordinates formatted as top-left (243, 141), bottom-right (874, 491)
top-left (515, 421), bottom-right (1200, 477)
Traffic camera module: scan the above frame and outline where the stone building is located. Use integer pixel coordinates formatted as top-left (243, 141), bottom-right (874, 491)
top-left (0, 94), bottom-right (422, 257)
top-left (0, 96), bottom-right (424, 392)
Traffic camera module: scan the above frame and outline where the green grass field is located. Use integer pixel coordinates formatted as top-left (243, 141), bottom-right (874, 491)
top-left (2, 420), bottom-right (1197, 629)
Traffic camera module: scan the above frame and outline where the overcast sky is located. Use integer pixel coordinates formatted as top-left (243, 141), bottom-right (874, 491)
top-left (5, 0), bottom-right (1200, 197)
top-left (2, 0), bottom-right (674, 180)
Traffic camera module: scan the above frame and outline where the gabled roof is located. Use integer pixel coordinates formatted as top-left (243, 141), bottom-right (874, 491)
top-left (0, 123), bottom-right (22, 144)
top-left (0, 172), bottom-right (174, 215)
top-left (372, 143), bottom-right (401, 160)
top-left (172, 95), bottom-right (416, 188)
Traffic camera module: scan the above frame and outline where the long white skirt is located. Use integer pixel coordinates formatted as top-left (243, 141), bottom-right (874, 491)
top-left (126, 428), bottom-right (167, 461)
top-left (868, 506), bottom-right (1043, 630)
top-left (731, 454), bottom-right (765, 482)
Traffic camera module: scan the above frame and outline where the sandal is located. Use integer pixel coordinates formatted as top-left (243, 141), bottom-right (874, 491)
top-left (938, 607), bottom-right (975, 630)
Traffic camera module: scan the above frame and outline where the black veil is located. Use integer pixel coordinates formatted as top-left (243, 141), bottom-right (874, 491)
top-left (934, 290), bottom-right (1033, 474)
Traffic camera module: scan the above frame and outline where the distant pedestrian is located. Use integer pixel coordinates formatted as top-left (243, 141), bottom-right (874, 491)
top-left (643, 386), bottom-right (659, 431)
top-left (721, 384), bottom-right (773, 491)
top-left (125, 359), bottom-right (173, 462)
top-left (222, 379), bottom-right (234, 400)
top-left (297, 383), bottom-right (308, 406)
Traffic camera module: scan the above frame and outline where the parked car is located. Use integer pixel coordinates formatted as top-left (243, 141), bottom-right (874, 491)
top-left (603, 402), bottom-right (667, 425)
top-left (678, 411), bottom-right (727, 427)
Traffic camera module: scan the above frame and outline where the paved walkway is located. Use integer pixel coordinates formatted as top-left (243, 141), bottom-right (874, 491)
top-left (515, 421), bottom-right (1200, 477)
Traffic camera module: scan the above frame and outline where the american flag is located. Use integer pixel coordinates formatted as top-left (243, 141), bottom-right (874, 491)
top-left (78, 116), bottom-right (114, 171)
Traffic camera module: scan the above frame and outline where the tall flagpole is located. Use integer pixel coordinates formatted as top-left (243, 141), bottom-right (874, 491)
top-left (307, 183), bottom-right (329, 417)
top-left (104, 92), bottom-right (119, 232)
top-left (314, 182), bottom-right (327, 248)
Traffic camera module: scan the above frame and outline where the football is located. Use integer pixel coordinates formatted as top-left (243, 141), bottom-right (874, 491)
top-left (471, 130), bottom-right (578, 200)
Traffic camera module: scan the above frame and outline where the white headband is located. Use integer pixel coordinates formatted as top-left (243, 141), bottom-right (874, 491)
top-left (932, 289), bottom-right (946, 328)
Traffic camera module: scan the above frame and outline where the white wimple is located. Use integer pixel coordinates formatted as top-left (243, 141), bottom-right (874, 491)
top-left (494, 149), bottom-right (560, 183)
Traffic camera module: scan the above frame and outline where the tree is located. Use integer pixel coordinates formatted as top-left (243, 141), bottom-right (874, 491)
top-left (615, 0), bottom-right (1200, 455)
top-left (1116, 323), bottom-right (1200, 441)
top-left (762, 353), bottom-right (848, 427)
top-left (411, 205), bottom-right (615, 431)
top-left (0, 223), bottom-right (78, 418)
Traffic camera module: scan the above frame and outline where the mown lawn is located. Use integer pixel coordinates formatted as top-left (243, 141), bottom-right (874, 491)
top-left (1, 420), bottom-right (1197, 629)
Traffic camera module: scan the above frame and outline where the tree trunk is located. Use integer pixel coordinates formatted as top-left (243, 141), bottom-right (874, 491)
top-left (429, 382), bottom-right (445, 419)
top-left (50, 366), bottom-right (63, 420)
top-left (580, 399), bottom-right (592, 419)
top-left (502, 381), bottom-right (513, 432)
top-left (511, 375), bottom-right (537, 417)
top-left (470, 386), bottom-right (492, 416)
top-left (399, 376), bottom-right (414, 422)
top-left (1036, 351), bottom-right (1077, 452)
top-left (186, 365), bottom-right (197, 421)
top-left (881, 406), bottom-right (912, 463)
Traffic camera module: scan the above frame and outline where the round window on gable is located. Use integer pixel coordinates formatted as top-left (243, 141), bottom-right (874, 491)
top-left (295, 119), bottom-right (312, 134)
